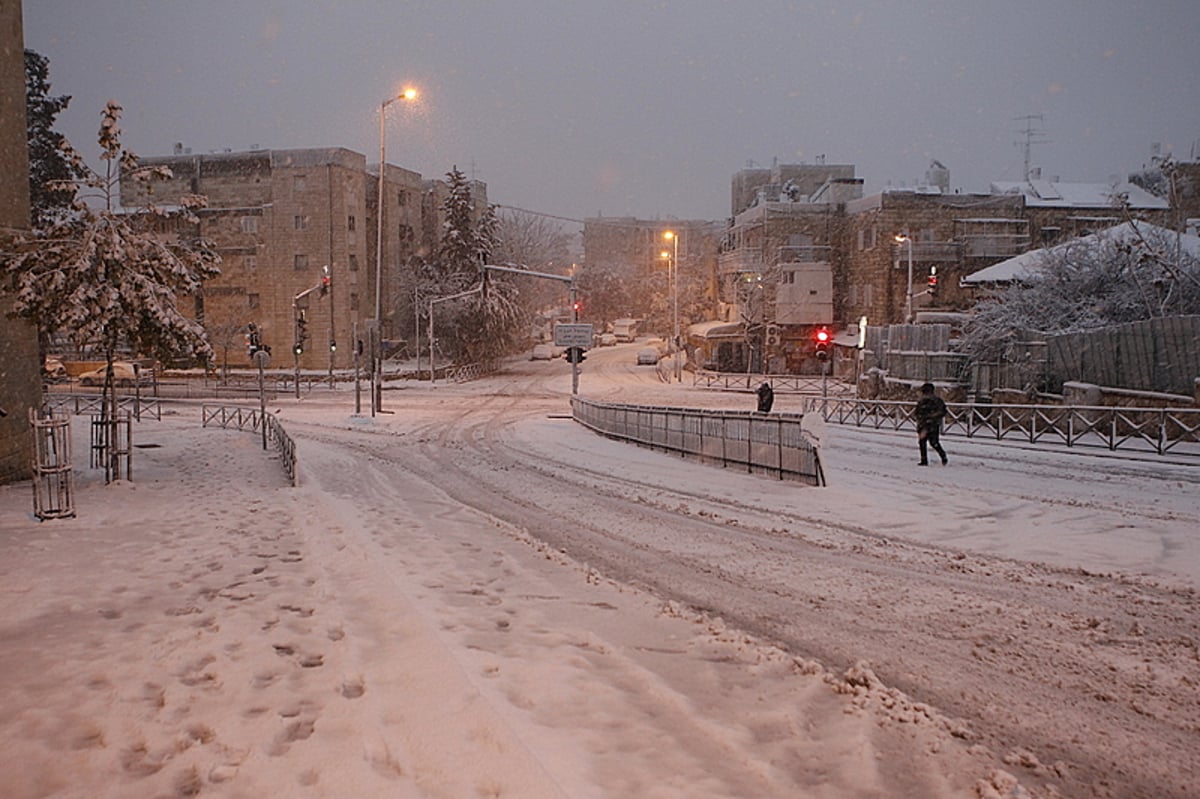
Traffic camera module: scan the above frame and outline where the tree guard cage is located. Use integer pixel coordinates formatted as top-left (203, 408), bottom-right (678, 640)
top-left (29, 408), bottom-right (75, 520)
top-left (90, 412), bottom-right (132, 482)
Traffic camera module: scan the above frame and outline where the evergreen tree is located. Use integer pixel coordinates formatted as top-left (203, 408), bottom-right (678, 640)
top-left (420, 167), bottom-right (524, 363)
top-left (0, 101), bottom-right (221, 479)
top-left (24, 49), bottom-right (84, 228)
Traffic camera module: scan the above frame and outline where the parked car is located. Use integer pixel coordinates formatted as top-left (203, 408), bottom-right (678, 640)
top-left (77, 361), bottom-right (153, 387)
top-left (636, 347), bottom-right (661, 365)
top-left (43, 357), bottom-right (67, 382)
top-left (597, 333), bottom-right (617, 347)
top-left (530, 344), bottom-right (555, 360)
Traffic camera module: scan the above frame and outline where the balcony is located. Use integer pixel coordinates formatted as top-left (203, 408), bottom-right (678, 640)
top-left (719, 244), bottom-right (832, 275)
top-left (890, 241), bottom-right (962, 266)
top-left (959, 234), bottom-right (1030, 258)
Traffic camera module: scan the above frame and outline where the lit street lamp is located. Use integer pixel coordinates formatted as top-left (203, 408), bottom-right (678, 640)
top-left (373, 85), bottom-right (418, 414)
top-left (663, 230), bottom-right (680, 381)
top-left (894, 232), bottom-right (914, 324)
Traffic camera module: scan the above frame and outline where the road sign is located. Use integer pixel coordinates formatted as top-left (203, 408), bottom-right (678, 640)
top-left (554, 323), bottom-right (594, 348)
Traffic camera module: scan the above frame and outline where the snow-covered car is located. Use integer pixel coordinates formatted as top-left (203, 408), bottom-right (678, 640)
top-left (530, 344), bottom-right (555, 360)
top-left (43, 357), bottom-right (67, 382)
top-left (77, 361), bottom-right (153, 387)
top-left (597, 333), bottom-right (617, 347)
top-left (636, 347), bottom-right (661, 365)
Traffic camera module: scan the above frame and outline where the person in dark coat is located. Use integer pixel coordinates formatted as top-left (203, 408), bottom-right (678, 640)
top-left (756, 382), bottom-right (774, 413)
top-left (915, 382), bottom-right (948, 465)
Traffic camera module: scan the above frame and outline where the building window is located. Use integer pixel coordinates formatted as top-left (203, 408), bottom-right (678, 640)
top-left (397, 190), bottom-right (408, 206)
top-left (294, 175), bottom-right (306, 192)
top-left (294, 254), bottom-right (308, 270)
top-left (244, 255), bottom-right (257, 271)
top-left (348, 254), bottom-right (359, 272)
top-left (241, 216), bottom-right (258, 233)
top-left (349, 292), bottom-right (359, 311)
top-left (294, 215), bottom-right (308, 231)
top-left (248, 293), bottom-right (260, 309)
top-left (865, 226), bottom-right (876, 249)
top-left (347, 215), bottom-right (356, 231)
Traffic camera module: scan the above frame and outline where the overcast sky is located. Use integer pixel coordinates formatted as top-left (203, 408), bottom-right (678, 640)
top-left (21, 0), bottom-right (1200, 225)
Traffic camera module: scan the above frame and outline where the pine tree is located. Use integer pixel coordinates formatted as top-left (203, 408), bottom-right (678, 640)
top-left (0, 101), bottom-right (221, 481)
top-left (24, 50), bottom-right (85, 228)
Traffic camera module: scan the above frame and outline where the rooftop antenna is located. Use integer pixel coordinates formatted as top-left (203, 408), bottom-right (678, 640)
top-left (1014, 114), bottom-right (1051, 181)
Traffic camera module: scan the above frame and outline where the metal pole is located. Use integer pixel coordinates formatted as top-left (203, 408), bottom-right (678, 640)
top-left (570, 281), bottom-right (579, 395)
top-left (257, 356), bottom-right (267, 450)
top-left (353, 320), bottom-right (361, 415)
top-left (905, 237), bottom-right (914, 324)
top-left (672, 233), bottom-right (680, 382)
top-left (374, 99), bottom-right (389, 415)
top-left (428, 299), bottom-right (436, 384)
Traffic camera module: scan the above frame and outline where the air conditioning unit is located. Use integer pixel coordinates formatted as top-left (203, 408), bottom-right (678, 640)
top-left (765, 324), bottom-right (781, 347)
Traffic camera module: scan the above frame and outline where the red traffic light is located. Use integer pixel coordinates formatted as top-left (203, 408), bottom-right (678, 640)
top-left (814, 326), bottom-right (832, 361)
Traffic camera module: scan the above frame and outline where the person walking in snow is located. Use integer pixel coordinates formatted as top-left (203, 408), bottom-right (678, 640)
top-left (756, 381), bottom-right (774, 413)
top-left (915, 382), bottom-right (948, 466)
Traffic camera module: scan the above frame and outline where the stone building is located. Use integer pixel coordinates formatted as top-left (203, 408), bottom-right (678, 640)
top-left (0, 0), bottom-right (40, 483)
top-left (710, 158), bottom-right (1179, 375)
top-left (121, 147), bottom-right (434, 369)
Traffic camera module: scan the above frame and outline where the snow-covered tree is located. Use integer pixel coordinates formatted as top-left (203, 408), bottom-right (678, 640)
top-left (0, 100), bottom-right (220, 479)
top-left (415, 167), bottom-right (526, 362)
top-left (961, 222), bottom-right (1200, 362)
top-left (24, 50), bottom-right (85, 229)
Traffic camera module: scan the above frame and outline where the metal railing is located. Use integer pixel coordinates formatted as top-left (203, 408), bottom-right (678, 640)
top-left (692, 370), bottom-right (855, 396)
top-left (572, 396), bottom-right (825, 486)
top-left (44, 393), bottom-right (162, 421)
top-left (802, 396), bottom-right (1200, 458)
top-left (202, 405), bottom-right (297, 485)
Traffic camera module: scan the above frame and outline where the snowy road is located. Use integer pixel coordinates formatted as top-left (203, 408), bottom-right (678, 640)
top-left (274, 346), bottom-right (1200, 799)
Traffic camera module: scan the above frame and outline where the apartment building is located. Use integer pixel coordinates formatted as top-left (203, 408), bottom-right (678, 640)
top-left (712, 159), bottom-right (1177, 374)
top-left (121, 147), bottom-right (430, 369)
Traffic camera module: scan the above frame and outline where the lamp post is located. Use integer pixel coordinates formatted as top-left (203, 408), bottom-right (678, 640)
top-left (894, 232), bottom-right (914, 324)
top-left (663, 230), bottom-right (680, 381)
top-left (374, 86), bottom-right (418, 414)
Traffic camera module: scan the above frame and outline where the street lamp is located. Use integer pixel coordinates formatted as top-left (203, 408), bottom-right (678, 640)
top-left (373, 85), bottom-right (418, 414)
top-left (894, 232), bottom-right (914, 324)
top-left (663, 230), bottom-right (680, 381)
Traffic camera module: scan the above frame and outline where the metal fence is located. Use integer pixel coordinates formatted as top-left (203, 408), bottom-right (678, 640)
top-left (802, 396), bottom-right (1200, 458)
top-left (201, 405), bottom-right (297, 485)
top-left (571, 396), bottom-right (825, 486)
top-left (692, 370), bottom-right (854, 396)
top-left (44, 393), bottom-right (162, 421)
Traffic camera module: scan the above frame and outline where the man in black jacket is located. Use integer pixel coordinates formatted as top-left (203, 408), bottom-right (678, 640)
top-left (915, 382), bottom-right (948, 465)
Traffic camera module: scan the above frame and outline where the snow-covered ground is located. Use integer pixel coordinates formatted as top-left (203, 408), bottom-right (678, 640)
top-left (2, 343), bottom-right (1198, 799)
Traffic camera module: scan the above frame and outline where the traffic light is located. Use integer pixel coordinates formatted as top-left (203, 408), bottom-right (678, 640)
top-left (571, 299), bottom-right (583, 318)
top-left (246, 322), bottom-right (261, 356)
top-left (329, 340), bottom-right (337, 352)
top-left (814, 327), bottom-right (832, 361)
top-left (320, 265), bottom-right (331, 297)
top-left (565, 346), bottom-right (587, 364)
top-left (927, 266), bottom-right (939, 299)
top-left (294, 311), bottom-right (308, 355)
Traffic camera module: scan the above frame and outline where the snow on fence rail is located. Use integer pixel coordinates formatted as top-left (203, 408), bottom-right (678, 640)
top-left (802, 396), bottom-right (1200, 458)
top-left (571, 396), bottom-right (825, 486)
top-left (44, 393), bottom-right (161, 421)
top-left (201, 405), bottom-right (297, 485)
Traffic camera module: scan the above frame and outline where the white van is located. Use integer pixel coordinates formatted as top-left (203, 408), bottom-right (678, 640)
top-left (612, 318), bottom-right (641, 342)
